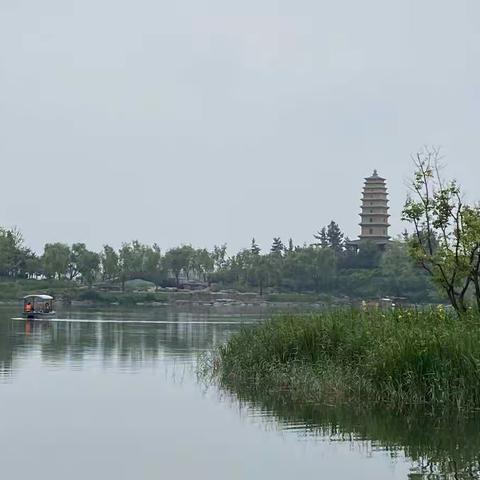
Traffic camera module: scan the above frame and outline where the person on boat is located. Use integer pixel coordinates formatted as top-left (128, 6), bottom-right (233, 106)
top-left (44, 302), bottom-right (50, 313)
top-left (25, 302), bottom-right (33, 313)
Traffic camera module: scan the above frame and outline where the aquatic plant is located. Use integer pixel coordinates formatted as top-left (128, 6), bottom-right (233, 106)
top-left (215, 308), bottom-right (480, 412)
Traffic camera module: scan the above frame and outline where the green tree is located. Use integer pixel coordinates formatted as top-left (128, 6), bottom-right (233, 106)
top-left (248, 253), bottom-right (270, 295)
top-left (250, 238), bottom-right (260, 255)
top-left (74, 245), bottom-right (100, 285)
top-left (262, 254), bottom-right (280, 289)
top-left (271, 237), bottom-right (284, 255)
top-left (0, 227), bottom-right (28, 277)
top-left (144, 244), bottom-right (162, 273)
top-left (326, 221), bottom-right (344, 253)
top-left (306, 247), bottom-right (336, 292)
top-left (380, 240), bottom-right (435, 300)
top-left (402, 148), bottom-right (480, 313)
top-left (287, 238), bottom-right (294, 253)
top-left (353, 241), bottom-right (382, 269)
top-left (67, 243), bottom-right (91, 280)
top-left (212, 244), bottom-right (228, 271)
top-left (24, 253), bottom-right (44, 279)
top-left (191, 248), bottom-right (214, 282)
top-left (119, 243), bottom-right (135, 290)
top-left (119, 241), bottom-right (159, 288)
top-left (282, 246), bottom-right (336, 292)
top-left (163, 245), bottom-right (195, 287)
top-left (63, 243), bottom-right (101, 284)
top-left (313, 227), bottom-right (328, 248)
top-left (43, 243), bottom-right (70, 279)
top-left (101, 245), bottom-right (120, 281)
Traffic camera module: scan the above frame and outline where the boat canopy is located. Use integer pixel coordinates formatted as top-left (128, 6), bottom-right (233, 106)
top-left (24, 294), bottom-right (53, 301)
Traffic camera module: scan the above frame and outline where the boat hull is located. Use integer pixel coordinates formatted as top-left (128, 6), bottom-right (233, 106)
top-left (23, 312), bottom-right (56, 319)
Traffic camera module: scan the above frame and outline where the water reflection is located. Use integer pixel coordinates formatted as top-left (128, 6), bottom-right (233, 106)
top-left (1, 305), bottom-right (479, 479)
top-left (219, 375), bottom-right (480, 479)
top-left (0, 306), bottom-right (248, 377)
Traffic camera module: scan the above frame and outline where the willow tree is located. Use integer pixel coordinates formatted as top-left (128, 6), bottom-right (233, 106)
top-left (402, 148), bottom-right (480, 313)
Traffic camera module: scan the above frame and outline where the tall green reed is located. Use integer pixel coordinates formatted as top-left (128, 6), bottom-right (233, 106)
top-left (216, 307), bottom-right (480, 411)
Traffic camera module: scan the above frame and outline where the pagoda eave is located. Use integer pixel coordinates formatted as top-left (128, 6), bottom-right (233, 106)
top-left (358, 236), bottom-right (391, 241)
top-left (347, 238), bottom-right (391, 246)
top-left (359, 224), bottom-right (391, 228)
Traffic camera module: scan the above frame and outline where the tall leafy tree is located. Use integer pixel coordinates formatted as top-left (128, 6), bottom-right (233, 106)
top-left (0, 227), bottom-right (28, 277)
top-left (66, 244), bottom-right (79, 280)
top-left (163, 245), bottom-right (195, 287)
top-left (119, 241), bottom-right (159, 288)
top-left (43, 243), bottom-right (70, 279)
top-left (77, 249), bottom-right (100, 285)
top-left (101, 245), bottom-right (120, 281)
top-left (304, 247), bottom-right (337, 292)
top-left (66, 243), bottom-right (100, 285)
top-left (246, 253), bottom-right (270, 295)
top-left (191, 248), bottom-right (214, 282)
top-left (402, 148), bottom-right (480, 313)
top-left (24, 253), bottom-right (44, 279)
top-left (212, 244), bottom-right (228, 271)
top-left (282, 246), bottom-right (336, 292)
top-left (144, 244), bottom-right (162, 273)
top-left (119, 242), bottom-right (135, 290)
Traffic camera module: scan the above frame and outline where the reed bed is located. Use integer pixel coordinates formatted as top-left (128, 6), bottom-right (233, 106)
top-left (214, 308), bottom-right (480, 412)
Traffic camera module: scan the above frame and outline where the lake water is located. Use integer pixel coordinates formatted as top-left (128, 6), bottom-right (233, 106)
top-left (0, 305), bottom-right (478, 480)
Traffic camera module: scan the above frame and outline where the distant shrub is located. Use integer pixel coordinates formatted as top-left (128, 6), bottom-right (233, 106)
top-left (124, 279), bottom-right (156, 291)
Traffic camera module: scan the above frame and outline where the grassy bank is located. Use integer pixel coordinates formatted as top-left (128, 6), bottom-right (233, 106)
top-left (213, 308), bottom-right (480, 412)
top-left (0, 279), bottom-right (74, 302)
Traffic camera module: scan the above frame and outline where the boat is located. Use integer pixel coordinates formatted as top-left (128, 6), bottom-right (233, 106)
top-left (23, 294), bottom-right (55, 319)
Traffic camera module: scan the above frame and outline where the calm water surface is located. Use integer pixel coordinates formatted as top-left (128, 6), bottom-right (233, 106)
top-left (0, 306), bottom-right (477, 479)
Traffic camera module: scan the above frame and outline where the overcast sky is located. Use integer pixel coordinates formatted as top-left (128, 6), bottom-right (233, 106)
top-left (1, 0), bottom-right (479, 254)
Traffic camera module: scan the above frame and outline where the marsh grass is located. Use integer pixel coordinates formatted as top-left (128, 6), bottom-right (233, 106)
top-left (215, 308), bottom-right (480, 412)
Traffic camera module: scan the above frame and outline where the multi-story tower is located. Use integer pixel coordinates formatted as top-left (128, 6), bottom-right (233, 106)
top-left (350, 170), bottom-right (390, 248)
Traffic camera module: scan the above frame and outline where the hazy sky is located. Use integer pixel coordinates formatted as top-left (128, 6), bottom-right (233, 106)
top-left (1, 0), bottom-right (479, 254)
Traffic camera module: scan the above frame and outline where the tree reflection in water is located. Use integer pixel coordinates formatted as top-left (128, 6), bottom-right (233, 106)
top-left (0, 307), bottom-right (241, 377)
top-left (218, 372), bottom-right (480, 479)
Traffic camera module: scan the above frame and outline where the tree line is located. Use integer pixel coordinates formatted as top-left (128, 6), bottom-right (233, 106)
top-left (0, 221), bottom-right (435, 302)
top-left (2, 151), bottom-right (479, 311)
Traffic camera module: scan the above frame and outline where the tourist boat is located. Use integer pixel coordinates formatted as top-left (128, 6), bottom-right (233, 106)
top-left (23, 294), bottom-right (55, 319)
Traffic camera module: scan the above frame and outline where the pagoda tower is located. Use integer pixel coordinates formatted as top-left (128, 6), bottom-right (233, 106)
top-left (350, 170), bottom-right (390, 248)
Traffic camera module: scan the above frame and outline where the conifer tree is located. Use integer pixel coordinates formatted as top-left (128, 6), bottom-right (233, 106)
top-left (287, 238), bottom-right (294, 253)
top-left (250, 238), bottom-right (260, 255)
top-left (271, 237), bottom-right (284, 255)
top-left (326, 221), bottom-right (344, 253)
top-left (313, 227), bottom-right (328, 248)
